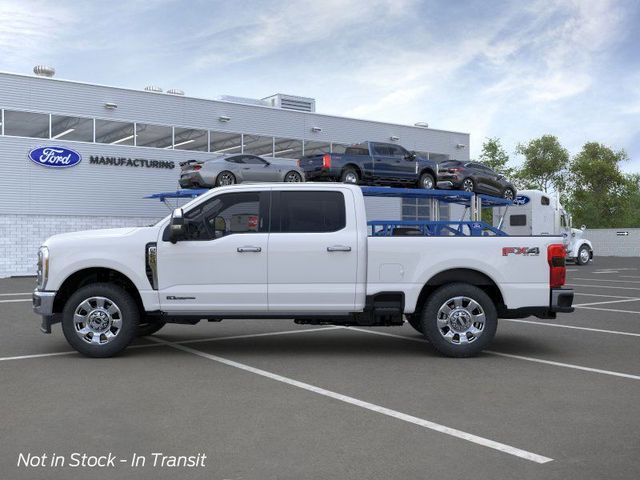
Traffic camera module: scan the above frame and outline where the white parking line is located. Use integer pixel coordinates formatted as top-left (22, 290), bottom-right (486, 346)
top-left (574, 292), bottom-right (640, 299)
top-left (343, 327), bottom-right (640, 381)
top-left (0, 299), bottom-right (32, 304)
top-left (0, 292), bottom-right (33, 296)
top-left (149, 336), bottom-right (553, 464)
top-left (501, 319), bottom-right (640, 337)
top-left (568, 284), bottom-right (640, 291)
top-left (574, 306), bottom-right (640, 315)
top-left (573, 278), bottom-right (640, 284)
top-left (0, 326), bottom-right (337, 362)
top-left (573, 298), bottom-right (640, 307)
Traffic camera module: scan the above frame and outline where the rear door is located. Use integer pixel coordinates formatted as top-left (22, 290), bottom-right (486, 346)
top-left (268, 188), bottom-right (359, 312)
top-left (370, 143), bottom-right (396, 180)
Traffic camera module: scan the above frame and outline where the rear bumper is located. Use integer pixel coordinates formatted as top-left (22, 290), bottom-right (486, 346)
top-left (302, 167), bottom-right (338, 181)
top-left (33, 290), bottom-right (60, 334)
top-left (500, 288), bottom-right (574, 320)
top-left (179, 172), bottom-right (207, 188)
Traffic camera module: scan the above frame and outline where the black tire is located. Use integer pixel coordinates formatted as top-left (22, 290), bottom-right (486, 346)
top-left (418, 172), bottom-right (435, 190)
top-left (502, 187), bottom-right (515, 200)
top-left (576, 245), bottom-right (591, 265)
top-left (462, 178), bottom-right (475, 192)
top-left (215, 171), bottom-right (236, 186)
top-left (284, 171), bottom-right (303, 182)
top-left (420, 283), bottom-right (497, 357)
top-left (137, 320), bottom-right (166, 337)
top-left (341, 167), bottom-right (359, 184)
top-left (61, 283), bottom-right (139, 358)
top-left (406, 315), bottom-right (423, 333)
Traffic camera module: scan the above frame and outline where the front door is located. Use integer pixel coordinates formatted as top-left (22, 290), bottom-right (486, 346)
top-left (268, 189), bottom-right (359, 312)
top-left (156, 190), bottom-right (270, 313)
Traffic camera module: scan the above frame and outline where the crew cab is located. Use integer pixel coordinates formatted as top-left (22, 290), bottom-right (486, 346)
top-left (299, 141), bottom-right (439, 189)
top-left (33, 184), bottom-right (574, 358)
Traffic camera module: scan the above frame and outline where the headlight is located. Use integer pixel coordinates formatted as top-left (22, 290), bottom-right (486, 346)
top-left (37, 246), bottom-right (49, 290)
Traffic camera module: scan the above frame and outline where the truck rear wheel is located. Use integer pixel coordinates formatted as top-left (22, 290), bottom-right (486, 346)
top-left (420, 283), bottom-right (497, 357)
top-left (341, 167), bottom-right (359, 184)
top-left (61, 283), bottom-right (139, 358)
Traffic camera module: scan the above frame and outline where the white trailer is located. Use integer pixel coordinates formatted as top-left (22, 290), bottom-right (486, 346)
top-left (493, 189), bottom-right (593, 265)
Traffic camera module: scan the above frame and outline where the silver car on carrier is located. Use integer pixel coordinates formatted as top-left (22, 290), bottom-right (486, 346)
top-left (179, 154), bottom-right (305, 188)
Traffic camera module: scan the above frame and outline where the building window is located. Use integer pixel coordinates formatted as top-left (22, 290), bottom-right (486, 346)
top-left (173, 127), bottom-right (208, 151)
top-left (135, 123), bottom-right (172, 149)
top-left (243, 134), bottom-right (274, 156)
top-left (3, 110), bottom-right (49, 138)
top-left (95, 119), bottom-right (134, 145)
top-left (304, 140), bottom-right (330, 156)
top-left (273, 137), bottom-right (303, 159)
top-left (51, 115), bottom-right (94, 142)
top-left (210, 131), bottom-right (243, 154)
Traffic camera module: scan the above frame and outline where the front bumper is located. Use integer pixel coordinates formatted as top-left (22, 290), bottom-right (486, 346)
top-left (33, 290), bottom-right (59, 334)
top-left (499, 288), bottom-right (574, 319)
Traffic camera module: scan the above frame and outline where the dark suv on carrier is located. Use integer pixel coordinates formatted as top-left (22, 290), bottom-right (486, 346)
top-left (437, 160), bottom-right (516, 199)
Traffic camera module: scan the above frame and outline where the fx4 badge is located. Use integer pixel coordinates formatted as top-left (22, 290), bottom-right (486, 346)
top-left (502, 247), bottom-right (540, 256)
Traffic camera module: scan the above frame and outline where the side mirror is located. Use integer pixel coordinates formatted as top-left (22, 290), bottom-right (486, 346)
top-left (581, 225), bottom-right (586, 231)
top-left (169, 208), bottom-right (185, 244)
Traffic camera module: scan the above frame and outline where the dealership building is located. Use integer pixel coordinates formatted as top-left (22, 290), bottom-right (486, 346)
top-left (0, 68), bottom-right (470, 277)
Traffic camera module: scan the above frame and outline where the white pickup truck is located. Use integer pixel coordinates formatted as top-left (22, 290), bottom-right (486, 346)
top-left (33, 183), bottom-right (574, 358)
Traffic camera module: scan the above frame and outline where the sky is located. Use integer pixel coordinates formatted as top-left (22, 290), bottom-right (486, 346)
top-left (1, 0), bottom-right (639, 171)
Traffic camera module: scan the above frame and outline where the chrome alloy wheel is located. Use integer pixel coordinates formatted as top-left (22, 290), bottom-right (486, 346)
top-left (436, 296), bottom-right (485, 345)
top-left (579, 247), bottom-right (590, 264)
top-left (73, 297), bottom-right (123, 345)
top-left (503, 188), bottom-right (515, 200)
top-left (421, 175), bottom-right (434, 189)
top-left (218, 172), bottom-right (235, 185)
top-left (343, 172), bottom-right (358, 184)
top-left (285, 171), bottom-right (302, 182)
top-left (462, 179), bottom-right (474, 192)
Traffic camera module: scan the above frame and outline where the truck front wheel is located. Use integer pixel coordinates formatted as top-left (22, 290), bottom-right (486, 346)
top-left (576, 245), bottom-right (591, 265)
top-left (61, 283), bottom-right (139, 358)
top-left (421, 283), bottom-right (497, 357)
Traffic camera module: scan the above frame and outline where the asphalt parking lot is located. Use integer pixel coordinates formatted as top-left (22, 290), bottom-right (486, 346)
top-left (1, 257), bottom-right (639, 480)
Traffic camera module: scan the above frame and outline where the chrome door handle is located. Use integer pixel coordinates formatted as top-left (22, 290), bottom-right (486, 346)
top-left (237, 246), bottom-right (262, 253)
top-left (327, 245), bottom-right (352, 252)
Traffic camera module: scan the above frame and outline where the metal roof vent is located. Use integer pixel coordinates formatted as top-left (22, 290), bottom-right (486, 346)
top-left (262, 93), bottom-right (316, 112)
top-left (33, 65), bottom-right (55, 77)
top-left (167, 88), bottom-right (185, 96)
top-left (144, 85), bottom-right (163, 93)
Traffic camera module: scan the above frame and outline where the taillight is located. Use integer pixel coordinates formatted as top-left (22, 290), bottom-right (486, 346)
top-left (547, 243), bottom-right (566, 288)
top-left (322, 153), bottom-right (331, 169)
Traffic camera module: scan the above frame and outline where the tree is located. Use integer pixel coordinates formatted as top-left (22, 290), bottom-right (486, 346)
top-left (478, 137), bottom-right (514, 177)
top-left (515, 135), bottom-right (569, 192)
top-left (567, 142), bottom-right (635, 228)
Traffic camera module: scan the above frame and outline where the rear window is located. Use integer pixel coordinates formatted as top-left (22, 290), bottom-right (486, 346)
top-left (345, 146), bottom-right (369, 156)
top-left (509, 214), bottom-right (527, 226)
top-left (278, 191), bottom-right (345, 233)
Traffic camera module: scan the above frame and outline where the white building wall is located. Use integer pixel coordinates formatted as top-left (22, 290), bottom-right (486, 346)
top-left (583, 228), bottom-right (640, 257)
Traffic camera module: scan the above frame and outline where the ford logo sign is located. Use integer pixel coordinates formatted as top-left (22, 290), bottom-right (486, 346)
top-left (28, 146), bottom-right (82, 168)
top-left (513, 195), bottom-right (530, 206)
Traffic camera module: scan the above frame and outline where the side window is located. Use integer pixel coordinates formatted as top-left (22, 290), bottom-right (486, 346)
top-left (510, 215), bottom-right (527, 226)
top-left (388, 145), bottom-right (406, 158)
top-left (226, 156), bottom-right (244, 164)
top-left (278, 191), bottom-right (346, 233)
top-left (541, 196), bottom-right (550, 205)
top-left (243, 155), bottom-right (267, 165)
top-left (372, 144), bottom-right (390, 156)
top-left (181, 192), bottom-right (263, 241)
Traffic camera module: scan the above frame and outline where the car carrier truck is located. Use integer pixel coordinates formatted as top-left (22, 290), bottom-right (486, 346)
top-left (493, 189), bottom-right (594, 265)
top-left (33, 184), bottom-right (574, 358)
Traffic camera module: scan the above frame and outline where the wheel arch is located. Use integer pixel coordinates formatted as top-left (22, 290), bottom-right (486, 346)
top-left (414, 268), bottom-right (505, 315)
top-left (342, 163), bottom-right (363, 178)
top-left (53, 267), bottom-right (144, 315)
top-left (419, 167), bottom-right (436, 179)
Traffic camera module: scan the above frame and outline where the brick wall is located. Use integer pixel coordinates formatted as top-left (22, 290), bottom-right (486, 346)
top-left (0, 215), bottom-right (160, 278)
